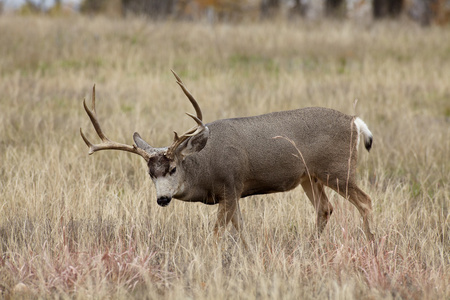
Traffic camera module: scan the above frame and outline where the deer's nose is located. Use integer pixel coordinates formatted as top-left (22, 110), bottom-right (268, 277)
top-left (157, 196), bottom-right (172, 207)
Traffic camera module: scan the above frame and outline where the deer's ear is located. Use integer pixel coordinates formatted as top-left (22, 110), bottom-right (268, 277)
top-left (133, 132), bottom-right (154, 153)
top-left (177, 126), bottom-right (209, 160)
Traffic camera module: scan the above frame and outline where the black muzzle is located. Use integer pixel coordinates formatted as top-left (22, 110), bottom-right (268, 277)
top-left (157, 196), bottom-right (172, 207)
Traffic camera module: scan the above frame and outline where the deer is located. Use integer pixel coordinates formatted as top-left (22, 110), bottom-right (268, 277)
top-left (80, 70), bottom-right (375, 249)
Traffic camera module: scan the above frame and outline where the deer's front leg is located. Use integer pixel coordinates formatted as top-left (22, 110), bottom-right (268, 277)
top-left (213, 195), bottom-right (249, 250)
top-left (213, 198), bottom-right (237, 237)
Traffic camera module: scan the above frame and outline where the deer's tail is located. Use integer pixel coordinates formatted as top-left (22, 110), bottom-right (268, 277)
top-left (354, 117), bottom-right (373, 152)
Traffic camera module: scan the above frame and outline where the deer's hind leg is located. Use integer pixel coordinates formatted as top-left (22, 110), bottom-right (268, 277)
top-left (345, 185), bottom-right (375, 241)
top-left (324, 177), bottom-right (375, 242)
top-left (230, 201), bottom-right (249, 250)
top-left (300, 176), bottom-right (333, 237)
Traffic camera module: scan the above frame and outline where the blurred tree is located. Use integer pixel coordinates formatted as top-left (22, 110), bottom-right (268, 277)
top-left (325, 0), bottom-right (346, 17)
top-left (80, 0), bottom-right (109, 14)
top-left (19, 0), bottom-right (42, 14)
top-left (431, 0), bottom-right (450, 25)
top-left (408, 0), bottom-right (450, 25)
top-left (81, 0), bottom-right (122, 16)
top-left (260, 0), bottom-right (280, 18)
top-left (122, 0), bottom-right (176, 18)
top-left (373, 0), bottom-right (403, 18)
top-left (288, 0), bottom-right (308, 18)
top-left (176, 0), bottom-right (258, 21)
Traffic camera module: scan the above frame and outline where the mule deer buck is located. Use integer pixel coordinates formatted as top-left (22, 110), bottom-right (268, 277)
top-left (80, 70), bottom-right (375, 247)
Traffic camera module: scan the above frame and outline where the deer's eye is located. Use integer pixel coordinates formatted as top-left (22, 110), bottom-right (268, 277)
top-left (169, 167), bottom-right (177, 175)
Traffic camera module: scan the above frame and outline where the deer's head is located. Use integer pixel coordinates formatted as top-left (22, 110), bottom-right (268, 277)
top-left (80, 70), bottom-right (209, 207)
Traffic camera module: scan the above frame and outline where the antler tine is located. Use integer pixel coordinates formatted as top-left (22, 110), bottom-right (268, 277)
top-left (80, 85), bottom-right (151, 161)
top-left (91, 84), bottom-right (96, 114)
top-left (80, 127), bottom-right (94, 154)
top-left (82, 88), bottom-right (110, 143)
top-left (184, 113), bottom-right (205, 134)
top-left (173, 131), bottom-right (180, 142)
top-left (171, 69), bottom-right (203, 121)
top-left (170, 68), bottom-right (183, 83)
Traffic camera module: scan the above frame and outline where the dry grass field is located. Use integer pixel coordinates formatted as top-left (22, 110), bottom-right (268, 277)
top-left (0, 15), bottom-right (449, 299)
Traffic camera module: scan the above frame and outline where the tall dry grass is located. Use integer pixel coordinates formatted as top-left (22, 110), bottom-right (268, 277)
top-left (0, 15), bottom-right (448, 299)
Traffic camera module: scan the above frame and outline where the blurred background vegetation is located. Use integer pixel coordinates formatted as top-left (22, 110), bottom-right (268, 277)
top-left (1, 0), bottom-right (450, 26)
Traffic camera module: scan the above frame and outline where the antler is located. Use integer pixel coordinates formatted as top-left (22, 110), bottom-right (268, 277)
top-left (165, 70), bottom-right (206, 159)
top-left (80, 85), bottom-right (151, 162)
top-left (171, 69), bottom-right (203, 121)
